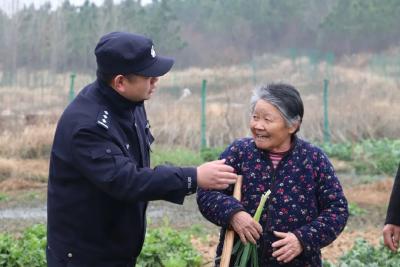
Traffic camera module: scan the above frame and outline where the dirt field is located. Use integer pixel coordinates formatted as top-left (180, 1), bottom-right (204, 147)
top-left (0, 172), bottom-right (392, 265)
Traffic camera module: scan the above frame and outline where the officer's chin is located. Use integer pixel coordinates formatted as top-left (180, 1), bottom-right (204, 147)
top-left (147, 91), bottom-right (155, 99)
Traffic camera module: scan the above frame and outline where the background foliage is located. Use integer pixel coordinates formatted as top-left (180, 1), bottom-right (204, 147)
top-left (324, 239), bottom-right (400, 267)
top-left (320, 139), bottom-right (400, 175)
top-left (1, 0), bottom-right (400, 82)
top-left (0, 224), bottom-right (202, 267)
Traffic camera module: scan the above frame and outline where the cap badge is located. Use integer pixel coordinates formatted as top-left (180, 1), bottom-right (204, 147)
top-left (151, 45), bottom-right (156, 58)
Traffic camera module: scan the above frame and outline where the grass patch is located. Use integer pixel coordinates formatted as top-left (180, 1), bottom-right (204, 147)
top-left (200, 147), bottom-right (225, 161)
top-left (348, 202), bottom-right (367, 216)
top-left (327, 239), bottom-right (400, 266)
top-left (0, 224), bottom-right (46, 267)
top-left (0, 223), bottom-right (203, 267)
top-left (138, 224), bottom-right (202, 267)
top-left (151, 146), bottom-right (204, 167)
top-left (321, 139), bottom-right (400, 175)
top-left (0, 193), bottom-right (8, 202)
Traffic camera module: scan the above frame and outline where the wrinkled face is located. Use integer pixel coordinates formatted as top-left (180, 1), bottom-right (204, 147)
top-left (114, 74), bottom-right (159, 102)
top-left (250, 100), bottom-right (297, 152)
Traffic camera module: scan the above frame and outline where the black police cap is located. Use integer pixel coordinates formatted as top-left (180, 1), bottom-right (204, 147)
top-left (95, 32), bottom-right (174, 77)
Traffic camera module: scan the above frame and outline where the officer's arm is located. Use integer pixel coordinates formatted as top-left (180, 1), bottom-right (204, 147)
top-left (71, 126), bottom-right (196, 204)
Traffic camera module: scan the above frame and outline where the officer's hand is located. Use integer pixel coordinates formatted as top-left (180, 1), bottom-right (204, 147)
top-left (230, 211), bottom-right (263, 245)
top-left (197, 159), bottom-right (237, 190)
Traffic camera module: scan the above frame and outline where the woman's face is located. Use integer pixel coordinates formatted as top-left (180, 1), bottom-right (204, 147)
top-left (250, 100), bottom-right (297, 152)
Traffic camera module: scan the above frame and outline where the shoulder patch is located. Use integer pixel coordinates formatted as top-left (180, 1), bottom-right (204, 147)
top-left (97, 109), bottom-right (110, 130)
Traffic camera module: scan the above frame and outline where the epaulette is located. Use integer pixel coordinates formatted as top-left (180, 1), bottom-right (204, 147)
top-left (97, 109), bottom-right (110, 130)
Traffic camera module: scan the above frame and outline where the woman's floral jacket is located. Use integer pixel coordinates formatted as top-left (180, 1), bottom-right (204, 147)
top-left (197, 137), bottom-right (349, 266)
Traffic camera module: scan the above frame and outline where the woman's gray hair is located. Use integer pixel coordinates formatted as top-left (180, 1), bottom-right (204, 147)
top-left (250, 83), bottom-right (304, 133)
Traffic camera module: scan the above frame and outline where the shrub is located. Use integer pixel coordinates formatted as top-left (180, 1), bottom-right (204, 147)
top-left (336, 239), bottom-right (400, 266)
top-left (0, 224), bottom-right (202, 267)
top-left (137, 226), bottom-right (202, 267)
top-left (320, 142), bottom-right (353, 161)
top-left (321, 139), bottom-right (400, 176)
top-left (200, 147), bottom-right (224, 162)
top-left (352, 139), bottom-right (400, 176)
top-left (151, 147), bottom-right (203, 167)
top-left (0, 193), bottom-right (8, 202)
top-left (0, 224), bottom-right (46, 267)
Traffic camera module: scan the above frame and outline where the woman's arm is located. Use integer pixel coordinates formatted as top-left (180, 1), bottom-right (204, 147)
top-left (197, 140), bottom-right (246, 227)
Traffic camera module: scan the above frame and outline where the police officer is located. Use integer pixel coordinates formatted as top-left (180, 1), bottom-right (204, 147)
top-left (46, 32), bottom-right (237, 267)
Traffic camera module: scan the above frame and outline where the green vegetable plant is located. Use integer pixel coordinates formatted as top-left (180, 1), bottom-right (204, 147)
top-left (232, 190), bottom-right (271, 267)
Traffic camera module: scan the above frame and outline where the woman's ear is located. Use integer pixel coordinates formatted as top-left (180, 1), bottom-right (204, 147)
top-left (288, 122), bottom-right (300, 134)
top-left (111, 75), bottom-right (126, 93)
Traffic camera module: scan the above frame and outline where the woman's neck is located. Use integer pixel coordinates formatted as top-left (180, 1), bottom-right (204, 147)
top-left (270, 138), bottom-right (292, 153)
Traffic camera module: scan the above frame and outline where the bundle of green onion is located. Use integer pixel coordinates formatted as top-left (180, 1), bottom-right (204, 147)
top-left (231, 190), bottom-right (271, 267)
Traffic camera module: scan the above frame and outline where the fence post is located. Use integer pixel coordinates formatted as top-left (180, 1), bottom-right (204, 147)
top-left (325, 52), bottom-right (335, 79)
top-left (69, 73), bottom-right (76, 102)
top-left (201, 79), bottom-right (207, 150)
top-left (323, 79), bottom-right (331, 143)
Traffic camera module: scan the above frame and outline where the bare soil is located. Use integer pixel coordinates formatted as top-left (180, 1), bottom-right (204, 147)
top-left (0, 176), bottom-right (393, 265)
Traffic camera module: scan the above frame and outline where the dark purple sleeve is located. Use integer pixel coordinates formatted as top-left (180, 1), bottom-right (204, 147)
top-left (196, 140), bottom-right (245, 227)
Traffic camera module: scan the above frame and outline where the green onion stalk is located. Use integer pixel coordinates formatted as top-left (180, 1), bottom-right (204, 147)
top-left (232, 190), bottom-right (271, 267)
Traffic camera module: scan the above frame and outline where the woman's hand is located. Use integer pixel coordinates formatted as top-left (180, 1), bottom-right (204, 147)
top-left (383, 224), bottom-right (400, 252)
top-left (230, 211), bottom-right (263, 244)
top-left (271, 231), bottom-right (303, 263)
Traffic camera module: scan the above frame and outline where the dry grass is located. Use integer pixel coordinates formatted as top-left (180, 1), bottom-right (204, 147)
top-left (0, 158), bottom-right (14, 181)
top-left (0, 178), bottom-right (45, 191)
top-left (0, 123), bottom-right (55, 159)
top-left (0, 158), bottom-right (49, 183)
top-left (1, 51), bottom-right (399, 151)
top-left (0, 121), bottom-right (53, 183)
top-left (147, 55), bottom-right (399, 149)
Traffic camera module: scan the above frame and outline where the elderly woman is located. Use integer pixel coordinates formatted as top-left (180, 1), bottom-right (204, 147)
top-left (197, 83), bottom-right (348, 266)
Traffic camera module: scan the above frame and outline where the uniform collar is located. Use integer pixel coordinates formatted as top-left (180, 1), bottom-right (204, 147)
top-left (96, 79), bottom-right (144, 113)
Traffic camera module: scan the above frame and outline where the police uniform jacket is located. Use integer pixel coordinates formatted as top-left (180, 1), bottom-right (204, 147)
top-left (47, 79), bottom-right (197, 265)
